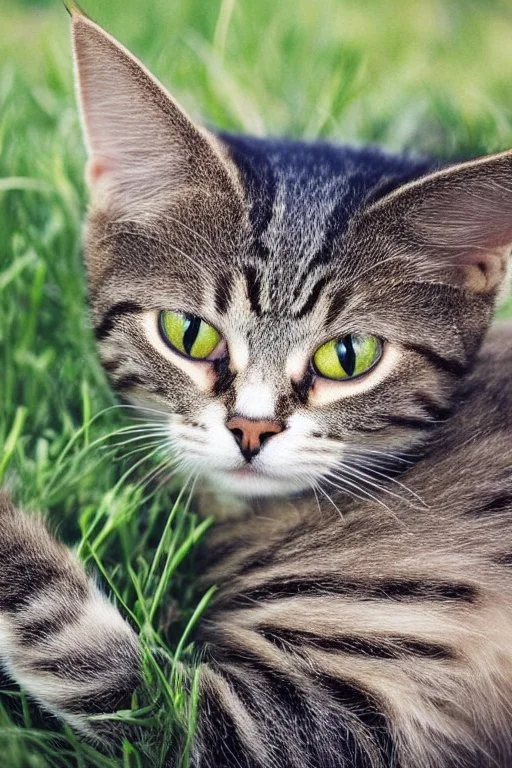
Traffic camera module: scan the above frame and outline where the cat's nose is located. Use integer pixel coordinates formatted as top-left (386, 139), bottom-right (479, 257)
top-left (226, 417), bottom-right (283, 462)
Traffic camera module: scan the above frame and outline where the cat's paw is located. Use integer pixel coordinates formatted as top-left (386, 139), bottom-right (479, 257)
top-left (0, 492), bottom-right (140, 740)
top-left (0, 491), bottom-right (86, 613)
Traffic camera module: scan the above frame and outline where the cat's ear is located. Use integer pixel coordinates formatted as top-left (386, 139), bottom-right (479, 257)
top-left (363, 150), bottom-right (512, 293)
top-left (71, 10), bottom-right (241, 217)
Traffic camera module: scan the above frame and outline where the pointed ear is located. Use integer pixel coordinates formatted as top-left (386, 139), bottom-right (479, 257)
top-left (71, 11), bottom-right (241, 217)
top-left (364, 150), bottom-right (512, 293)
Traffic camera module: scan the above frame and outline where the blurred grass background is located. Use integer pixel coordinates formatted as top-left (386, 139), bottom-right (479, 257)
top-left (2, 0), bottom-right (512, 764)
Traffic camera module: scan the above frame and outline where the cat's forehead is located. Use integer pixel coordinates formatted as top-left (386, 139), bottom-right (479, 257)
top-left (223, 137), bottom-right (435, 257)
top-left (92, 139), bottom-right (440, 335)
top-left (221, 137), bottom-right (435, 312)
top-left (93, 140), bottom-right (437, 349)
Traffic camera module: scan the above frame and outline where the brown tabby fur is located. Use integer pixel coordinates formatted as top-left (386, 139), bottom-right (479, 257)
top-left (0, 8), bottom-right (512, 768)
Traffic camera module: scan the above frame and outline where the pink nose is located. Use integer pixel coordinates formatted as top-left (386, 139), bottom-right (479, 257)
top-left (226, 417), bottom-right (283, 461)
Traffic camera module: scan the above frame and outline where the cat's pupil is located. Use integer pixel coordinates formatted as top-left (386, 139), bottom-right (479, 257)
top-left (182, 314), bottom-right (202, 355)
top-left (336, 335), bottom-right (356, 376)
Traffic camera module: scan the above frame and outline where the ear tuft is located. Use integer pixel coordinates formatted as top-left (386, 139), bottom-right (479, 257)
top-left (62, 0), bottom-right (86, 18)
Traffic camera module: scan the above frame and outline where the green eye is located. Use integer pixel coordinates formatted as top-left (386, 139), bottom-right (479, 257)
top-left (158, 311), bottom-right (222, 359)
top-left (313, 334), bottom-right (382, 380)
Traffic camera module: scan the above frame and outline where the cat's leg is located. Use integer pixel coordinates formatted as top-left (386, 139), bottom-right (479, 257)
top-left (0, 491), bottom-right (140, 740)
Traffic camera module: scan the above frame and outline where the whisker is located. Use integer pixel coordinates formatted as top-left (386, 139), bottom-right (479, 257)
top-left (304, 437), bottom-right (418, 470)
top-left (347, 445), bottom-right (418, 464)
top-left (134, 455), bottom-right (178, 491)
top-left (320, 474), bottom-right (373, 507)
top-left (308, 479), bottom-right (323, 518)
top-left (345, 460), bottom-right (427, 507)
top-left (163, 214), bottom-right (219, 259)
top-left (112, 440), bottom-right (170, 462)
top-left (104, 431), bottom-right (171, 450)
top-left (109, 403), bottom-right (172, 419)
top-left (329, 463), bottom-right (419, 508)
top-left (321, 472), bottom-right (403, 524)
top-left (311, 479), bottom-right (345, 519)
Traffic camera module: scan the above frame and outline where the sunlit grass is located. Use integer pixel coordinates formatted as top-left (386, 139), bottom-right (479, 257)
top-left (2, 0), bottom-right (512, 764)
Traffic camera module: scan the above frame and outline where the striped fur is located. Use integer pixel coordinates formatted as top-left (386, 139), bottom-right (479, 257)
top-left (3, 9), bottom-right (512, 766)
top-left (73, 11), bottom-right (512, 499)
top-left (2, 328), bottom-right (512, 765)
top-left (0, 493), bottom-right (139, 742)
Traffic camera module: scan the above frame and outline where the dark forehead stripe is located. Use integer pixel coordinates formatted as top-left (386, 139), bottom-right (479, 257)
top-left (293, 275), bottom-right (331, 319)
top-left (218, 131), bottom-right (277, 248)
top-left (220, 133), bottom-right (436, 237)
top-left (244, 265), bottom-right (263, 316)
top-left (296, 197), bottom-right (355, 286)
top-left (217, 134), bottom-right (439, 326)
top-left (326, 288), bottom-right (351, 326)
top-left (294, 157), bottom-right (439, 290)
top-left (213, 271), bottom-right (233, 315)
top-left (288, 197), bottom-right (353, 308)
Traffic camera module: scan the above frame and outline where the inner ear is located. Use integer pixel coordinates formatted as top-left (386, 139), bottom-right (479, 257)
top-left (459, 248), bottom-right (508, 293)
top-left (86, 157), bottom-right (112, 185)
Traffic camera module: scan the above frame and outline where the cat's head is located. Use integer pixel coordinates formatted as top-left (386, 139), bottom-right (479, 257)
top-left (72, 11), bottom-right (512, 500)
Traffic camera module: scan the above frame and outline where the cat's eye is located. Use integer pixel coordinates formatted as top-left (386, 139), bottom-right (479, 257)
top-left (312, 334), bottom-right (382, 380)
top-left (158, 311), bottom-right (223, 360)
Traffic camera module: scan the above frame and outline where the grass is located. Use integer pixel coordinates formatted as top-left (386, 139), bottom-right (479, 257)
top-left (2, 0), bottom-right (512, 764)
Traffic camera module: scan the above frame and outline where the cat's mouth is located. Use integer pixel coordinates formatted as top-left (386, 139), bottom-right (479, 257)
top-left (230, 465), bottom-right (258, 476)
top-left (166, 412), bottom-right (318, 498)
top-left (210, 465), bottom-right (311, 498)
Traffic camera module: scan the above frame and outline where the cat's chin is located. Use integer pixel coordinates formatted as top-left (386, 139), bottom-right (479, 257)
top-left (209, 468), bottom-right (311, 498)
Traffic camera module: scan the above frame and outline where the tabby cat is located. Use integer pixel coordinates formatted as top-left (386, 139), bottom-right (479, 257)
top-left (2, 8), bottom-right (512, 767)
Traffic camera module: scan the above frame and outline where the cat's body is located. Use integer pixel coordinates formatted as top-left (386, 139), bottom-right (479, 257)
top-left (195, 323), bottom-right (512, 767)
top-left (2, 8), bottom-right (512, 767)
top-left (2, 325), bottom-right (512, 767)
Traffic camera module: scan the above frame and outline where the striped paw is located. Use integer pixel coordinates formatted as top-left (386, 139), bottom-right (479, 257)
top-left (0, 492), bottom-right (141, 739)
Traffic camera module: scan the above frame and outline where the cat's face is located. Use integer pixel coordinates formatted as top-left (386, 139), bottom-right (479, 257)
top-left (74, 12), bottom-right (512, 499)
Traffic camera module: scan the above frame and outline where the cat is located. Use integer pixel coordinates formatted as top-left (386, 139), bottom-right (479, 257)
top-left (1, 6), bottom-right (512, 766)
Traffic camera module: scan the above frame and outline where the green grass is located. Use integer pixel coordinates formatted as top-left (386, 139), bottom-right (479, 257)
top-left (2, 0), bottom-right (512, 764)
